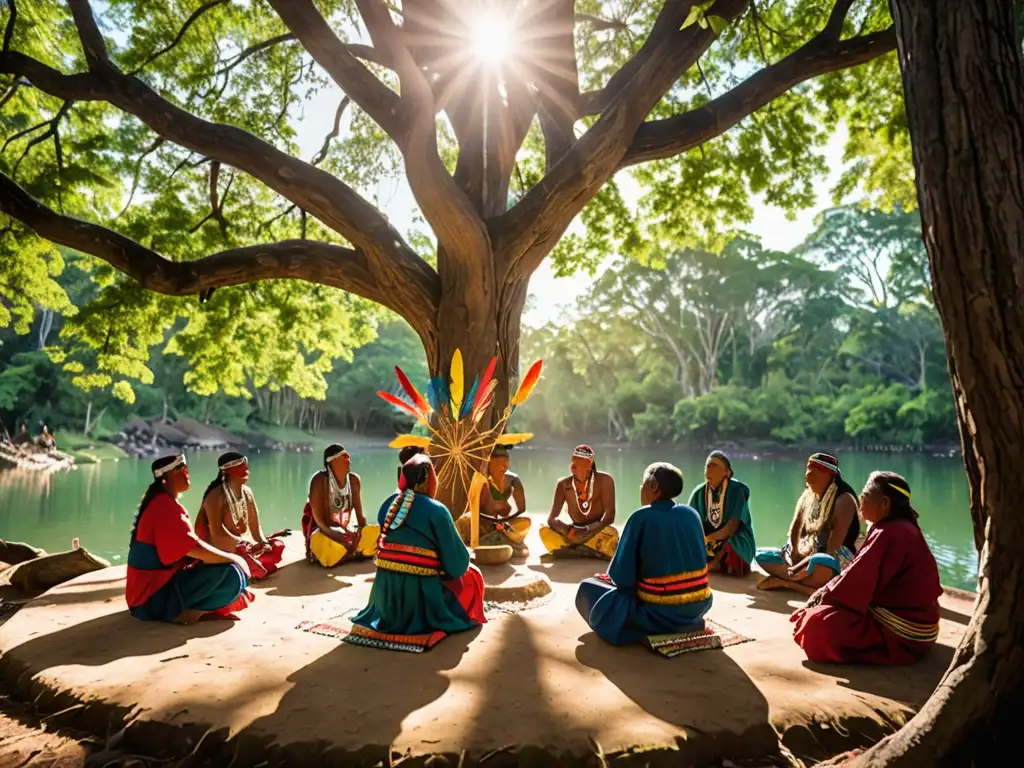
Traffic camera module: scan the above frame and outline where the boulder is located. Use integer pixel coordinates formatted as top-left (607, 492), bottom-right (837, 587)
top-left (0, 548), bottom-right (110, 594)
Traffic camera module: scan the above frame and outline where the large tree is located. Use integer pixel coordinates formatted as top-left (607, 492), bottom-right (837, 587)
top-left (0, 0), bottom-right (897, 411)
top-left (841, 0), bottom-right (1024, 764)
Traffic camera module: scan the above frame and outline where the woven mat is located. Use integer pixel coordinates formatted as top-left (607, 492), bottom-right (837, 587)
top-left (645, 618), bottom-right (754, 658)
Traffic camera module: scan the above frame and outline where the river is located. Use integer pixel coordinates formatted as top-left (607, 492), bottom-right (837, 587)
top-left (0, 447), bottom-right (979, 590)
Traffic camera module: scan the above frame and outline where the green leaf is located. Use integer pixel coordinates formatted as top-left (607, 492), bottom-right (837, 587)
top-left (707, 15), bottom-right (729, 35)
top-left (681, 5), bottom-right (704, 29)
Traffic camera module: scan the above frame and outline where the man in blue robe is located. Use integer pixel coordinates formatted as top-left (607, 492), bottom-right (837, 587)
top-left (575, 462), bottom-right (713, 646)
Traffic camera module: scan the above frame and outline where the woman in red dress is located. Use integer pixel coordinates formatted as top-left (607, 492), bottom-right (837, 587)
top-left (791, 471), bottom-right (942, 665)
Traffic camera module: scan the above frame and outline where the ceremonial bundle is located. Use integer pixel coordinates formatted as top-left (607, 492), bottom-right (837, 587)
top-left (376, 350), bottom-right (543, 502)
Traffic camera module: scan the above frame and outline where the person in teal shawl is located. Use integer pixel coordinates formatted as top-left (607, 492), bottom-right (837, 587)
top-left (575, 462), bottom-right (713, 646)
top-left (346, 454), bottom-right (486, 652)
top-left (689, 451), bottom-right (756, 576)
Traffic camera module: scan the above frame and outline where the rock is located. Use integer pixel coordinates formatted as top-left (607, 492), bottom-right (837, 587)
top-left (0, 548), bottom-right (110, 594)
top-left (0, 541), bottom-right (46, 566)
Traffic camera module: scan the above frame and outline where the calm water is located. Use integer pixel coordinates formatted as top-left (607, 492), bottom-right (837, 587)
top-left (0, 448), bottom-right (979, 589)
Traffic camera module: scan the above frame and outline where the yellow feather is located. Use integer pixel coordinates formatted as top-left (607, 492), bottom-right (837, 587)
top-left (496, 432), bottom-right (534, 446)
top-left (388, 435), bottom-right (432, 450)
top-left (449, 348), bottom-right (464, 415)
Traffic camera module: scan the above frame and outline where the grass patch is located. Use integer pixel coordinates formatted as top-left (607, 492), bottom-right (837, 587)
top-left (54, 430), bottom-right (130, 464)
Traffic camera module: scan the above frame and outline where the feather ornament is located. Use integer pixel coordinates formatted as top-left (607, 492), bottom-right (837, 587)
top-left (460, 376), bottom-right (480, 420)
top-left (394, 366), bottom-right (430, 416)
top-left (471, 379), bottom-right (498, 423)
top-left (497, 432), bottom-right (534, 446)
top-left (388, 434), bottom-right (432, 450)
top-left (376, 391), bottom-right (428, 426)
top-left (449, 349), bottom-right (465, 417)
top-left (511, 359), bottom-right (543, 406)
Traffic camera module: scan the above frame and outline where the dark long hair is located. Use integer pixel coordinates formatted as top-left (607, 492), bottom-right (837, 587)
top-left (203, 451), bottom-right (245, 502)
top-left (129, 455), bottom-right (179, 543)
top-left (397, 445), bottom-right (424, 481)
top-left (869, 471), bottom-right (919, 527)
top-left (835, 471), bottom-right (862, 548)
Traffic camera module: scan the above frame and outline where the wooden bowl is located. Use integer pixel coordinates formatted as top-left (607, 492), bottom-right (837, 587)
top-left (473, 544), bottom-right (513, 566)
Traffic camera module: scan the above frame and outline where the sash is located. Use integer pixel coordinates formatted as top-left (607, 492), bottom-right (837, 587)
top-left (637, 567), bottom-right (711, 605)
top-left (374, 541), bottom-right (445, 577)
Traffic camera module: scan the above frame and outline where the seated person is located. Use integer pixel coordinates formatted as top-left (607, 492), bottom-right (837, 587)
top-left (792, 472), bottom-right (941, 665)
top-left (456, 444), bottom-right (531, 557)
top-left (754, 453), bottom-right (859, 595)
top-left (539, 445), bottom-right (618, 559)
top-left (688, 451), bottom-right (755, 575)
top-left (575, 462), bottom-right (712, 646)
top-left (348, 454), bottom-right (486, 651)
top-left (396, 445), bottom-right (425, 486)
top-left (195, 452), bottom-right (286, 579)
top-left (302, 444), bottom-right (378, 567)
top-left (126, 454), bottom-right (253, 624)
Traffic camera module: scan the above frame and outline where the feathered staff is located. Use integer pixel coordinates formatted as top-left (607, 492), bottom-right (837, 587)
top-left (379, 351), bottom-right (544, 516)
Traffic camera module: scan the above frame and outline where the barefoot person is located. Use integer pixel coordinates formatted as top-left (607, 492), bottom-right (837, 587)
top-left (126, 454), bottom-right (252, 624)
top-left (456, 444), bottom-right (531, 557)
top-left (302, 445), bottom-right (378, 566)
top-left (754, 453), bottom-right (859, 595)
top-left (791, 472), bottom-right (941, 665)
top-left (540, 445), bottom-right (618, 559)
top-left (195, 452), bottom-right (286, 580)
top-left (347, 454), bottom-right (486, 652)
top-left (576, 463), bottom-right (712, 646)
top-left (688, 451), bottom-right (755, 575)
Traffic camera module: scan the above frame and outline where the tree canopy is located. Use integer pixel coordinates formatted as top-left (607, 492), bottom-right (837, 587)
top-left (1, 0), bottom-right (908, 410)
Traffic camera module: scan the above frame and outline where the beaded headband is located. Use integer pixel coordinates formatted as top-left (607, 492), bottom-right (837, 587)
top-left (220, 456), bottom-right (247, 470)
top-left (572, 445), bottom-right (595, 460)
top-left (325, 448), bottom-right (349, 463)
top-left (153, 454), bottom-right (186, 479)
top-left (808, 453), bottom-right (839, 474)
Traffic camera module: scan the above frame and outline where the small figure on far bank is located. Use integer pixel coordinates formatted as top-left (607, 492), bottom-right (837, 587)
top-left (791, 472), bottom-right (942, 665)
top-left (540, 445), bottom-right (619, 559)
top-left (576, 462), bottom-right (712, 646)
top-left (195, 452), bottom-right (286, 580)
top-left (302, 444), bottom-right (379, 567)
top-left (13, 423), bottom-right (31, 446)
top-left (456, 444), bottom-right (531, 557)
top-left (754, 453), bottom-right (859, 595)
top-left (35, 424), bottom-right (56, 450)
top-left (126, 454), bottom-right (253, 625)
top-left (689, 451), bottom-right (756, 576)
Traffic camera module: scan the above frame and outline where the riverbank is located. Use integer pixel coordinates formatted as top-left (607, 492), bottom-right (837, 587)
top-left (0, 534), bottom-right (975, 768)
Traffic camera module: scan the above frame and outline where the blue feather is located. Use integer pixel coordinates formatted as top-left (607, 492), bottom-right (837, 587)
top-left (426, 379), bottom-right (441, 412)
top-left (430, 376), bottom-right (450, 412)
top-left (460, 376), bottom-right (480, 420)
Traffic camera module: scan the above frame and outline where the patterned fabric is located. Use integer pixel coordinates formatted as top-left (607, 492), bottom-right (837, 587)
top-left (637, 568), bottom-right (711, 605)
top-left (646, 619), bottom-right (754, 658)
top-left (375, 541), bottom-right (444, 577)
top-left (870, 606), bottom-right (940, 643)
top-left (342, 624), bottom-right (447, 653)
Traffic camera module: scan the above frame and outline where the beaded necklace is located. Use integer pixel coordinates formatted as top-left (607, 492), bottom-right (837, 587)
top-left (704, 478), bottom-right (729, 529)
top-left (573, 471), bottom-right (595, 513)
top-left (224, 482), bottom-right (249, 530)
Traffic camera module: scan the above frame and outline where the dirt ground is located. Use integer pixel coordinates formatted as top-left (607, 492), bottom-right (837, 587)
top-left (0, 534), bottom-right (974, 767)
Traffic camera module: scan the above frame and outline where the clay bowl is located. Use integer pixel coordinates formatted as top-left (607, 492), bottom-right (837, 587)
top-left (473, 544), bottom-right (513, 566)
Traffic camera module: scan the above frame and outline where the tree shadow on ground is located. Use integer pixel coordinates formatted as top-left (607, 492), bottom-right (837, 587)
top-left (230, 627), bottom-right (479, 765)
top-left (252, 560), bottom-right (361, 598)
top-left (475, 562), bottom-right (516, 584)
top-left (940, 605), bottom-right (970, 626)
top-left (802, 641), bottom-right (956, 705)
top-left (710, 575), bottom-right (803, 616)
top-left (23, 585), bottom-right (125, 608)
top-left (528, 558), bottom-right (604, 585)
top-left (1, 609), bottom-right (234, 673)
top-left (575, 632), bottom-right (779, 763)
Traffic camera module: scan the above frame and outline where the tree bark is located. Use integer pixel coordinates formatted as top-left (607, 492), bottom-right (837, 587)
top-left (850, 2), bottom-right (1024, 764)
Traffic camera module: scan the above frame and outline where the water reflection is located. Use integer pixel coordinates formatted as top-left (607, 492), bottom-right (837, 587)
top-left (0, 447), bottom-right (979, 589)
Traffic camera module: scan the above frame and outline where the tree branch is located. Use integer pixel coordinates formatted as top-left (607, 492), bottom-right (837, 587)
top-left (267, 0), bottom-right (403, 140)
top-left (824, 0), bottom-right (857, 39)
top-left (0, 170), bottom-right (439, 326)
top-left (67, 0), bottom-right (110, 68)
top-left (619, 26), bottom-right (897, 167)
top-left (311, 96), bottom-right (350, 167)
top-left (214, 32), bottom-right (297, 77)
top-left (2, 0), bottom-right (16, 53)
top-left (0, 50), bottom-right (436, 311)
top-left (129, 0), bottom-right (230, 75)
top-left (574, 12), bottom-right (629, 33)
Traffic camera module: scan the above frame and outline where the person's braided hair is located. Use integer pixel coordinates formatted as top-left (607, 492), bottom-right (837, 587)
top-left (869, 471), bottom-right (919, 527)
top-left (129, 455), bottom-right (178, 543)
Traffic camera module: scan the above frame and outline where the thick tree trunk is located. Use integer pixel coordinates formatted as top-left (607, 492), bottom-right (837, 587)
top-left (424, 259), bottom-right (527, 518)
top-left (850, 2), bottom-right (1024, 764)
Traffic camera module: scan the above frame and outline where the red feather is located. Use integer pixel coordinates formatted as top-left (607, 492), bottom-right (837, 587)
top-left (473, 356), bottom-right (499, 410)
top-left (471, 379), bottom-right (499, 423)
top-left (394, 366), bottom-right (429, 415)
top-left (511, 359), bottom-right (543, 406)
top-left (377, 391), bottom-right (427, 425)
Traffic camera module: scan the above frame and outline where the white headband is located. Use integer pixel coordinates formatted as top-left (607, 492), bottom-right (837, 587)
top-left (325, 448), bottom-right (349, 463)
top-left (220, 457), bottom-right (247, 470)
top-left (572, 448), bottom-right (595, 460)
top-left (153, 455), bottom-right (186, 479)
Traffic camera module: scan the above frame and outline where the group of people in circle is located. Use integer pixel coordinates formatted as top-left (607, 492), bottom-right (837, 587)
top-left (126, 444), bottom-right (942, 664)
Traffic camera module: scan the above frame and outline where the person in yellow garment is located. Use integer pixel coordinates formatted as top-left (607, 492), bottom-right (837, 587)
top-left (456, 444), bottom-right (531, 557)
top-left (301, 444), bottom-right (379, 566)
top-left (539, 445), bottom-right (618, 559)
